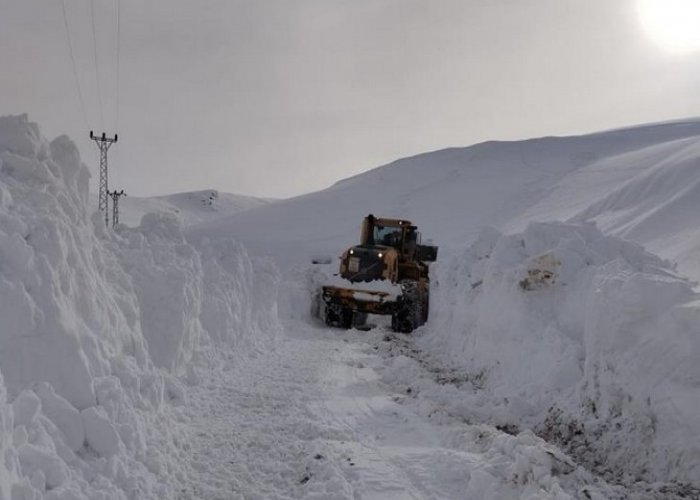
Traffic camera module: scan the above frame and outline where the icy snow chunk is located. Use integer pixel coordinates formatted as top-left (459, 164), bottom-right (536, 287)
top-left (0, 230), bottom-right (35, 279)
top-left (17, 443), bottom-right (68, 489)
top-left (0, 152), bottom-right (52, 183)
top-left (13, 426), bottom-right (28, 447)
top-left (164, 377), bottom-right (186, 405)
top-left (10, 481), bottom-right (41, 500)
top-left (48, 135), bottom-right (83, 185)
top-left (0, 182), bottom-right (12, 209)
top-left (12, 391), bottom-right (41, 427)
top-left (34, 384), bottom-right (84, 452)
top-left (30, 469), bottom-right (46, 493)
top-left (0, 114), bottom-right (44, 159)
top-left (92, 376), bottom-right (123, 412)
top-left (464, 468), bottom-right (499, 498)
top-left (81, 406), bottom-right (121, 457)
top-left (34, 415), bottom-right (78, 466)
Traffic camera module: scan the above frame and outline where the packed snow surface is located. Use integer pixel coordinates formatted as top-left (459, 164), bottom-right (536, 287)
top-left (2, 113), bottom-right (700, 499)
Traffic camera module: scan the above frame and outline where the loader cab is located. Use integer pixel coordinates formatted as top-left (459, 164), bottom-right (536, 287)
top-left (361, 214), bottom-right (413, 247)
top-left (360, 214), bottom-right (437, 264)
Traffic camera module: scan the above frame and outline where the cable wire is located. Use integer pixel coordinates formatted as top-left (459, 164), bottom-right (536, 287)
top-left (91, 0), bottom-right (105, 128)
top-left (60, 0), bottom-right (89, 129)
top-left (116, 0), bottom-right (121, 132)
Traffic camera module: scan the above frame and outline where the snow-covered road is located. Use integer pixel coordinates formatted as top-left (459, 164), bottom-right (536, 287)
top-left (174, 317), bottom-right (623, 500)
top-left (175, 332), bottom-right (328, 500)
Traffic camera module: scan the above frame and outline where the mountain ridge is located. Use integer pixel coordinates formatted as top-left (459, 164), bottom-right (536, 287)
top-left (185, 117), bottom-right (700, 277)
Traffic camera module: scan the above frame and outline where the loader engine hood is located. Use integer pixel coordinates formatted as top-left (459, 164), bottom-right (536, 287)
top-left (339, 245), bottom-right (398, 283)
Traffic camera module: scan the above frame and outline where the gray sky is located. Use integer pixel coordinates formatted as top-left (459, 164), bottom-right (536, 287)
top-left (2, 1), bottom-right (700, 198)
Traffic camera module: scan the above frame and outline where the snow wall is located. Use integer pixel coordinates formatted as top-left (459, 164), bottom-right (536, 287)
top-left (423, 221), bottom-right (700, 485)
top-left (0, 115), bottom-right (280, 499)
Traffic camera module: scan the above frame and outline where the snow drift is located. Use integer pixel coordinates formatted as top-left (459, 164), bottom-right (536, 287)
top-left (424, 221), bottom-right (700, 485)
top-left (0, 115), bottom-right (280, 499)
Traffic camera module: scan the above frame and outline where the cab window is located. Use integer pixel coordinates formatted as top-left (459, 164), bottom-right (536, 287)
top-left (374, 226), bottom-right (402, 247)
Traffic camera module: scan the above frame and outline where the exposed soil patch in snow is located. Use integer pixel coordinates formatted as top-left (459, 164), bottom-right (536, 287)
top-left (536, 408), bottom-right (700, 500)
top-left (380, 331), bottom-right (487, 391)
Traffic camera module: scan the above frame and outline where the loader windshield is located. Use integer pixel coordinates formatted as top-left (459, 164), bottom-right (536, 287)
top-left (373, 226), bottom-right (403, 247)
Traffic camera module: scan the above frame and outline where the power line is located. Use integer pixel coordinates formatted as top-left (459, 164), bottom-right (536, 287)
top-left (91, 0), bottom-right (105, 129)
top-left (60, 0), bottom-right (89, 129)
top-left (116, 0), bottom-right (121, 132)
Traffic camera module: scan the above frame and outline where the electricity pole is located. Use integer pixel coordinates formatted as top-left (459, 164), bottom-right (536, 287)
top-left (108, 189), bottom-right (126, 227)
top-left (89, 131), bottom-right (118, 226)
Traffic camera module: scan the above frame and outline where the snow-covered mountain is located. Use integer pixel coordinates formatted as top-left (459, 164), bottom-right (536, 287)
top-left (189, 119), bottom-right (700, 279)
top-left (1, 113), bottom-right (699, 499)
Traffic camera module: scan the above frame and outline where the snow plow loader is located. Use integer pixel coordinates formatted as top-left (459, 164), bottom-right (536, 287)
top-left (322, 214), bottom-right (438, 333)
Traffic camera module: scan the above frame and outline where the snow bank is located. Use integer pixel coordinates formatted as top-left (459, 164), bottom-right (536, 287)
top-left (0, 114), bottom-right (140, 408)
top-left (114, 212), bottom-right (206, 372)
top-left (0, 115), bottom-right (281, 498)
top-left (424, 221), bottom-right (700, 484)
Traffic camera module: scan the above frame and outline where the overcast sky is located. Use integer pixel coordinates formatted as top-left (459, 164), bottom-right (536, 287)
top-left (2, 0), bottom-right (700, 198)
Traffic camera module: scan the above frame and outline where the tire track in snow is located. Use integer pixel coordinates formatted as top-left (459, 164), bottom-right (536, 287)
top-left (172, 317), bottom-right (621, 499)
top-left (312, 344), bottom-right (431, 499)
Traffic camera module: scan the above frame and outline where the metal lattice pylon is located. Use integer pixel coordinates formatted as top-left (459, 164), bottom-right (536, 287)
top-left (90, 131), bottom-right (118, 226)
top-left (108, 189), bottom-right (126, 227)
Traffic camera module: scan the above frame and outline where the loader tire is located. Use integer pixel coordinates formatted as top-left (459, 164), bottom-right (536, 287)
top-left (324, 303), bottom-right (353, 329)
top-left (391, 296), bottom-right (420, 333)
top-left (391, 280), bottom-right (428, 333)
top-left (391, 302), bottom-right (420, 333)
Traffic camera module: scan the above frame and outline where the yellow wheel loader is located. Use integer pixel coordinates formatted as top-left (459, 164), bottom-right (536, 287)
top-left (322, 214), bottom-right (438, 333)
